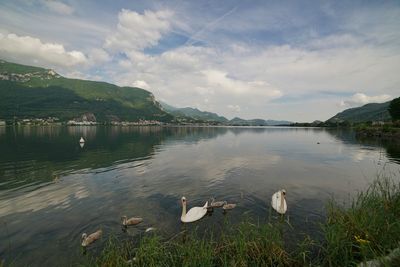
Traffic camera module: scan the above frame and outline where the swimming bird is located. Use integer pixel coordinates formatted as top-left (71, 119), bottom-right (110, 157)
top-left (81, 229), bottom-right (102, 247)
top-left (271, 189), bottom-right (287, 214)
top-left (208, 197), bottom-right (225, 208)
top-left (180, 196), bottom-right (208, 223)
top-left (79, 137), bottom-right (85, 143)
top-left (222, 202), bottom-right (237, 210)
top-left (121, 216), bottom-right (143, 226)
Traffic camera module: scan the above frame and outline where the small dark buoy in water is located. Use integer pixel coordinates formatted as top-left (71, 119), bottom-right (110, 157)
top-left (317, 142), bottom-right (320, 144)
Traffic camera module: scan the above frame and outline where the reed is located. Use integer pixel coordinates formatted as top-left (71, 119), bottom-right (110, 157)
top-left (322, 175), bottom-right (400, 266)
top-left (84, 221), bottom-right (313, 266)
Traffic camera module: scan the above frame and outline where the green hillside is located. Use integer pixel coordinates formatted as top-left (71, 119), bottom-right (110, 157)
top-left (160, 102), bottom-right (291, 125)
top-left (327, 101), bottom-right (392, 123)
top-left (228, 117), bottom-right (291, 126)
top-left (228, 117), bottom-right (250, 125)
top-left (178, 107), bottom-right (228, 122)
top-left (0, 60), bottom-right (172, 123)
top-left (160, 102), bottom-right (228, 123)
top-left (0, 60), bottom-right (45, 74)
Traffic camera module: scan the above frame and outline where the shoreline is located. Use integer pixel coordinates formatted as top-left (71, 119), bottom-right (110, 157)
top-left (355, 127), bottom-right (400, 140)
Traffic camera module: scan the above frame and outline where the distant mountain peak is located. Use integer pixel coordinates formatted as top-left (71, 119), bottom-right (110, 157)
top-left (159, 102), bottom-right (292, 125)
top-left (160, 102), bottom-right (228, 123)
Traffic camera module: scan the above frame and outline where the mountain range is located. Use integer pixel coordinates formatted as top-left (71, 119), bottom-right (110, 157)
top-left (326, 101), bottom-right (391, 123)
top-left (0, 59), bottom-right (290, 125)
top-left (160, 101), bottom-right (228, 123)
top-left (0, 59), bottom-right (395, 125)
top-left (160, 102), bottom-right (292, 125)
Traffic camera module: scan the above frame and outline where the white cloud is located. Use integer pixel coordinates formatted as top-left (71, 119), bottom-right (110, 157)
top-left (88, 48), bottom-right (110, 64)
top-left (202, 69), bottom-right (282, 97)
top-left (105, 9), bottom-right (173, 52)
top-left (340, 93), bottom-right (392, 107)
top-left (227, 104), bottom-right (241, 112)
top-left (111, 45), bottom-right (285, 119)
top-left (42, 0), bottom-right (74, 15)
top-left (132, 80), bottom-right (150, 89)
top-left (64, 71), bottom-right (102, 81)
top-left (230, 42), bottom-right (400, 97)
top-left (0, 32), bottom-right (87, 67)
top-left (94, 6), bottom-right (398, 122)
top-left (307, 34), bottom-right (360, 50)
top-left (110, 29), bottom-right (399, 120)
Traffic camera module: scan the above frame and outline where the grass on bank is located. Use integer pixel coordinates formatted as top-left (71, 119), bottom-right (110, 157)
top-left (322, 176), bottom-right (400, 266)
top-left (82, 175), bottom-right (400, 267)
top-left (84, 221), bottom-right (314, 267)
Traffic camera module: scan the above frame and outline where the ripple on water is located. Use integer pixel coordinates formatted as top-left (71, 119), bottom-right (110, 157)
top-left (1, 126), bottom-right (399, 267)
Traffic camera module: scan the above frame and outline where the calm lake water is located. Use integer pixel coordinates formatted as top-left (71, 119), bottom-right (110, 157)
top-left (0, 126), bottom-right (399, 266)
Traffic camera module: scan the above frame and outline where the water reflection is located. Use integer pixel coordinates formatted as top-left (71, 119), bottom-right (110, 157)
top-left (0, 182), bottom-right (89, 216)
top-left (67, 125), bottom-right (97, 139)
top-left (0, 126), bottom-right (399, 266)
top-left (386, 143), bottom-right (400, 164)
top-left (354, 135), bottom-right (400, 164)
top-left (0, 126), bottom-right (5, 137)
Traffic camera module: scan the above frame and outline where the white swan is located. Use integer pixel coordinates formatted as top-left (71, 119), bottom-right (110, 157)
top-left (180, 196), bottom-right (208, 223)
top-left (271, 189), bottom-right (287, 214)
top-left (81, 229), bottom-right (102, 247)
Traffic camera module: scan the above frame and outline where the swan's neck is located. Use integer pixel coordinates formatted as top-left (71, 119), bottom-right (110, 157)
top-left (181, 201), bottom-right (187, 218)
top-left (280, 191), bottom-right (284, 211)
top-left (82, 237), bottom-right (87, 246)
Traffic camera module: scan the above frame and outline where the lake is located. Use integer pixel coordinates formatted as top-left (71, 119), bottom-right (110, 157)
top-left (0, 126), bottom-right (399, 266)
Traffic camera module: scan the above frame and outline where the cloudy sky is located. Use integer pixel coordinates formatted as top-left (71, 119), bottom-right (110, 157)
top-left (0, 0), bottom-right (399, 121)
